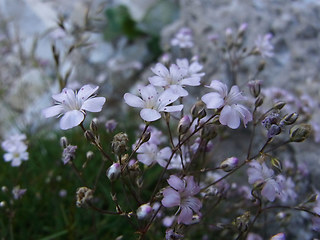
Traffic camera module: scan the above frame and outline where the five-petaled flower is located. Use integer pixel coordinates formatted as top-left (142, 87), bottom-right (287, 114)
top-left (2, 134), bottom-right (29, 167)
top-left (201, 80), bottom-right (252, 129)
top-left (124, 84), bottom-right (183, 122)
top-left (43, 85), bottom-right (106, 130)
top-left (162, 175), bottom-right (202, 225)
top-left (254, 33), bottom-right (274, 58)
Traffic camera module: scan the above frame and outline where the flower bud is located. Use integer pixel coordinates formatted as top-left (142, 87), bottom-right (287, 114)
top-left (76, 187), bottom-right (93, 207)
top-left (237, 23), bottom-right (248, 37)
top-left (271, 157), bottom-right (282, 172)
top-left (280, 113), bottom-right (298, 126)
top-left (111, 132), bottom-right (129, 155)
top-left (84, 130), bottom-right (95, 142)
top-left (136, 203), bottom-right (153, 219)
top-left (106, 163), bottom-right (121, 181)
top-left (305, 193), bottom-right (318, 204)
top-left (248, 80), bottom-right (262, 98)
top-left (105, 119), bottom-right (117, 133)
top-left (0, 201), bottom-right (6, 208)
top-left (60, 136), bottom-right (68, 148)
top-left (178, 116), bottom-right (191, 134)
top-left (140, 132), bottom-right (151, 145)
top-left (90, 119), bottom-right (98, 133)
top-left (255, 96), bottom-right (264, 107)
top-left (1, 186), bottom-right (8, 193)
top-left (191, 101), bottom-right (206, 119)
top-left (289, 124), bottom-right (311, 142)
top-left (86, 151), bottom-right (94, 160)
top-left (273, 101), bottom-right (286, 110)
top-left (267, 124), bottom-right (281, 139)
top-left (258, 61), bottom-right (266, 72)
top-left (220, 157), bottom-right (239, 172)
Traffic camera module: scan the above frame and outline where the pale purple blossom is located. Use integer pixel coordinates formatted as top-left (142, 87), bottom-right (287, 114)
top-left (201, 80), bottom-right (252, 129)
top-left (254, 33), bottom-right (274, 58)
top-left (163, 216), bottom-right (176, 227)
top-left (2, 134), bottom-right (29, 167)
top-left (105, 119), bottom-right (117, 133)
top-left (176, 58), bottom-right (205, 86)
top-left (171, 27), bottom-right (193, 49)
top-left (246, 233), bottom-right (263, 240)
top-left (136, 142), bottom-right (171, 166)
top-left (247, 160), bottom-right (282, 202)
top-left (124, 85), bottom-right (183, 122)
top-left (276, 175), bottom-right (297, 203)
top-left (136, 203), bottom-right (153, 219)
top-left (12, 186), bottom-right (27, 200)
top-left (43, 85), bottom-right (106, 130)
top-left (162, 175), bottom-right (202, 225)
top-left (62, 145), bottom-right (77, 165)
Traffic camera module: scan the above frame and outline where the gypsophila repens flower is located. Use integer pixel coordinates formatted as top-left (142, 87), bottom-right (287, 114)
top-left (162, 175), bottom-right (202, 225)
top-left (2, 134), bottom-right (29, 167)
top-left (201, 80), bottom-right (252, 129)
top-left (124, 85), bottom-right (183, 122)
top-left (12, 186), bottom-right (27, 200)
top-left (171, 27), bottom-right (193, 49)
top-left (254, 33), bottom-right (274, 58)
top-left (43, 85), bottom-right (106, 130)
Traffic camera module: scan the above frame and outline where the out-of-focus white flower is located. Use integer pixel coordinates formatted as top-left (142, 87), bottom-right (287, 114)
top-left (171, 27), bottom-right (193, 49)
top-left (12, 186), bottom-right (27, 200)
top-left (136, 142), bottom-right (171, 166)
top-left (124, 85), bottom-right (183, 122)
top-left (201, 80), bottom-right (252, 129)
top-left (276, 175), bottom-right (297, 203)
top-left (254, 33), bottom-right (274, 58)
top-left (2, 134), bottom-right (29, 167)
top-left (43, 85), bottom-right (106, 130)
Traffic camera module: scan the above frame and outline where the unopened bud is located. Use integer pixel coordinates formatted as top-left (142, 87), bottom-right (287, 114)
top-left (220, 157), bottom-right (239, 172)
top-left (271, 157), bottom-right (282, 172)
top-left (136, 203), bottom-right (153, 219)
top-left (248, 80), bottom-right (262, 98)
top-left (84, 130), bottom-right (95, 142)
top-left (191, 101), bottom-right (206, 119)
top-left (111, 132), bottom-right (129, 155)
top-left (258, 61), bottom-right (266, 72)
top-left (60, 136), bottom-right (68, 148)
top-left (86, 151), bottom-right (94, 160)
top-left (105, 119), bottom-right (117, 133)
top-left (76, 187), bottom-right (93, 207)
top-left (106, 163), bottom-right (121, 181)
top-left (90, 119), bottom-right (98, 133)
top-left (140, 132), bottom-right (151, 144)
top-left (267, 124), bottom-right (281, 139)
top-left (0, 201), bottom-right (6, 208)
top-left (273, 102), bottom-right (286, 110)
top-left (289, 124), bottom-right (311, 142)
top-left (1, 186), bottom-right (8, 193)
top-left (255, 96), bottom-right (264, 107)
top-left (237, 23), bottom-right (248, 37)
top-left (178, 115), bottom-right (191, 134)
top-left (280, 113), bottom-right (298, 126)
top-left (305, 193), bottom-right (318, 203)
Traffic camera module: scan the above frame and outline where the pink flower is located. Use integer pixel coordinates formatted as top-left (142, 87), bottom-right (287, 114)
top-left (201, 80), bottom-right (252, 129)
top-left (162, 175), bottom-right (202, 225)
top-left (43, 85), bottom-right (106, 130)
top-left (254, 33), bottom-right (274, 58)
top-left (171, 27), bottom-right (193, 49)
top-left (247, 160), bottom-right (282, 202)
top-left (124, 85), bottom-right (183, 122)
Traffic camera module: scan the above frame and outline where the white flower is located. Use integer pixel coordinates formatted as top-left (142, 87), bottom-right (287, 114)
top-left (136, 142), bottom-right (171, 166)
top-left (2, 134), bottom-right (29, 167)
top-left (201, 80), bottom-right (252, 129)
top-left (254, 33), bottom-right (274, 58)
top-left (176, 58), bottom-right (205, 86)
top-left (124, 84), bottom-right (183, 122)
top-left (43, 85), bottom-right (106, 130)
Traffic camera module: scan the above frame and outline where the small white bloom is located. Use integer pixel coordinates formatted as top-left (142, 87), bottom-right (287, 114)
top-left (137, 142), bottom-right (171, 166)
top-left (171, 27), bottom-right (193, 49)
top-left (43, 85), bottom-right (106, 130)
top-left (254, 33), bottom-right (274, 58)
top-left (124, 85), bottom-right (183, 122)
top-left (2, 134), bottom-right (29, 167)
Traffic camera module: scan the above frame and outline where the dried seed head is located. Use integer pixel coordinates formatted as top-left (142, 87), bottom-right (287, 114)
top-left (76, 187), bottom-right (93, 207)
top-left (111, 132), bottom-right (129, 155)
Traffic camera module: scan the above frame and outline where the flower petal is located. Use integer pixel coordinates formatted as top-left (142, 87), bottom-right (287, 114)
top-left (140, 109), bottom-right (161, 122)
top-left (167, 175), bottom-right (185, 191)
top-left (178, 207), bottom-right (193, 224)
top-left (42, 105), bottom-right (64, 118)
top-left (160, 105), bottom-right (183, 113)
top-left (124, 93), bottom-right (145, 108)
top-left (151, 63), bottom-right (169, 77)
top-left (201, 92), bottom-right (224, 109)
top-left (219, 105), bottom-right (240, 129)
top-left (148, 76), bottom-right (168, 86)
top-left (81, 97), bottom-right (106, 112)
top-left (162, 188), bottom-right (180, 207)
top-left (52, 88), bottom-right (73, 102)
top-left (59, 110), bottom-right (84, 130)
top-left (77, 85), bottom-right (99, 101)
